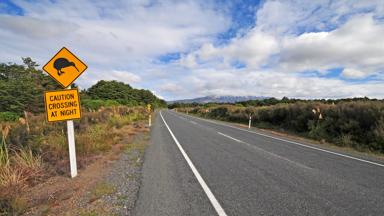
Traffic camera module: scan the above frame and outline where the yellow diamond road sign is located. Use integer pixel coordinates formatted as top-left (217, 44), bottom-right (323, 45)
top-left (44, 89), bottom-right (81, 122)
top-left (43, 47), bottom-right (87, 88)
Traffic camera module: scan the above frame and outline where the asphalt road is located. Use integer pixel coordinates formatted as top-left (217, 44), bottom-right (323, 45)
top-left (134, 110), bottom-right (384, 216)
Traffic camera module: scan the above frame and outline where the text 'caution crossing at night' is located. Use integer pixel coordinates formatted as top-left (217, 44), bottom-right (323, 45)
top-left (44, 89), bottom-right (81, 122)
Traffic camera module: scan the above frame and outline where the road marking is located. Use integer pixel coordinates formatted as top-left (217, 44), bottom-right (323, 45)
top-left (176, 111), bottom-right (384, 168)
top-left (178, 115), bottom-right (187, 120)
top-left (160, 111), bottom-right (228, 216)
top-left (218, 132), bottom-right (243, 143)
top-left (218, 132), bottom-right (312, 170)
top-left (190, 120), bottom-right (198, 125)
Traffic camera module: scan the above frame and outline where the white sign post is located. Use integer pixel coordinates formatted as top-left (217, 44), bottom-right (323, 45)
top-left (67, 119), bottom-right (77, 178)
top-left (67, 86), bottom-right (77, 178)
top-left (248, 116), bottom-right (252, 129)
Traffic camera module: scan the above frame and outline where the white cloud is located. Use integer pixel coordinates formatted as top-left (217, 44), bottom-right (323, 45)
top-left (108, 70), bottom-right (141, 83)
top-left (280, 14), bottom-right (384, 76)
top-left (341, 68), bottom-right (366, 79)
top-left (256, 0), bottom-right (384, 35)
top-left (159, 83), bottom-right (182, 93)
top-left (180, 30), bottom-right (278, 69)
top-left (0, 15), bottom-right (79, 39)
top-left (74, 69), bottom-right (141, 90)
top-left (179, 54), bottom-right (198, 68)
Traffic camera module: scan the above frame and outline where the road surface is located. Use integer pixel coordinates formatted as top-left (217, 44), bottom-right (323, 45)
top-left (134, 110), bottom-right (384, 216)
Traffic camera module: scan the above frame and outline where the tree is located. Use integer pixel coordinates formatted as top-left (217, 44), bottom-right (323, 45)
top-left (0, 58), bottom-right (60, 114)
top-left (85, 80), bottom-right (166, 108)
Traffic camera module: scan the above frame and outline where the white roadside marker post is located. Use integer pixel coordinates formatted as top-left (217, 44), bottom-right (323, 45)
top-left (149, 114), bottom-right (152, 127)
top-left (67, 86), bottom-right (77, 178)
top-left (147, 104), bottom-right (152, 127)
top-left (248, 116), bottom-right (252, 129)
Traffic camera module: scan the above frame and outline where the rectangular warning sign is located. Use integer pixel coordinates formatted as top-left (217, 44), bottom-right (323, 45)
top-left (44, 89), bottom-right (81, 122)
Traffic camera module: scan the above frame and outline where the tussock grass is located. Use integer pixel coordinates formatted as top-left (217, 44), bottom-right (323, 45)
top-left (0, 166), bottom-right (26, 188)
top-left (13, 148), bottom-right (42, 170)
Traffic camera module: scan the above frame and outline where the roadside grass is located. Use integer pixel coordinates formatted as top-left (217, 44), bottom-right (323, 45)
top-left (89, 181), bottom-right (116, 202)
top-left (124, 132), bottom-right (148, 167)
top-left (124, 141), bottom-right (147, 155)
top-left (79, 210), bottom-right (99, 216)
top-left (0, 106), bottom-right (147, 215)
top-left (0, 195), bottom-right (28, 216)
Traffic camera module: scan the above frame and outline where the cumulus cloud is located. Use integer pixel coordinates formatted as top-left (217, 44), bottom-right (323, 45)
top-left (0, 15), bottom-right (79, 39)
top-left (73, 69), bottom-right (141, 90)
top-left (184, 29), bottom-right (279, 68)
top-left (159, 83), bottom-right (182, 93)
top-left (256, 0), bottom-right (384, 35)
top-left (280, 14), bottom-right (384, 76)
top-left (341, 68), bottom-right (367, 79)
top-left (108, 70), bottom-right (141, 83)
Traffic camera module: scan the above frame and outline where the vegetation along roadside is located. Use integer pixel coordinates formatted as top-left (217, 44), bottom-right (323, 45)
top-left (170, 98), bottom-right (384, 155)
top-left (0, 59), bottom-right (163, 215)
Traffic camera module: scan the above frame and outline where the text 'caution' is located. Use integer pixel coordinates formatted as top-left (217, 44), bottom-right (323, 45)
top-left (44, 89), bottom-right (81, 122)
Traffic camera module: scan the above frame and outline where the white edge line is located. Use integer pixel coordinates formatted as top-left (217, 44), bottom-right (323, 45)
top-left (160, 111), bottom-right (228, 216)
top-left (218, 132), bottom-right (243, 143)
top-left (176, 111), bottom-right (384, 168)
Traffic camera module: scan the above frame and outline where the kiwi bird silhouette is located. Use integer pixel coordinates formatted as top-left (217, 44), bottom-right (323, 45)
top-left (53, 58), bottom-right (79, 76)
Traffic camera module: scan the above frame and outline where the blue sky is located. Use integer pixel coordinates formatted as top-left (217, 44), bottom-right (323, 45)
top-left (1, 0), bottom-right (384, 100)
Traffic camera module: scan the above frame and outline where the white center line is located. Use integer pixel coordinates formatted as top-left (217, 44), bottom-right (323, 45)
top-left (218, 132), bottom-right (243, 143)
top-left (160, 111), bottom-right (228, 216)
top-left (218, 131), bottom-right (313, 170)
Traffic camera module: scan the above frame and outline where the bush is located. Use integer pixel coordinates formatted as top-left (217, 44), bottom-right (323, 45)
top-left (81, 99), bottom-right (120, 111)
top-left (0, 112), bottom-right (19, 122)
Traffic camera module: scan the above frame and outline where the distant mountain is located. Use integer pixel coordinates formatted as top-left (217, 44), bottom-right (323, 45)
top-left (168, 95), bottom-right (269, 104)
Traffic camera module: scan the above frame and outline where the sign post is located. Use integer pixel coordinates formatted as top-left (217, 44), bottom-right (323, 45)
top-left (43, 47), bottom-right (87, 178)
top-left (67, 117), bottom-right (77, 177)
top-left (147, 104), bottom-right (152, 127)
top-left (66, 86), bottom-right (77, 178)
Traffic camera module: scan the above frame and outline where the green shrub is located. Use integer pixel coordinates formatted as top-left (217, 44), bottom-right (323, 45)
top-left (81, 99), bottom-right (120, 111)
top-left (0, 112), bottom-right (19, 122)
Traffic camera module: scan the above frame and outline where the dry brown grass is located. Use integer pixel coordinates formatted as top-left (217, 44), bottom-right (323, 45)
top-left (0, 106), bottom-right (148, 215)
